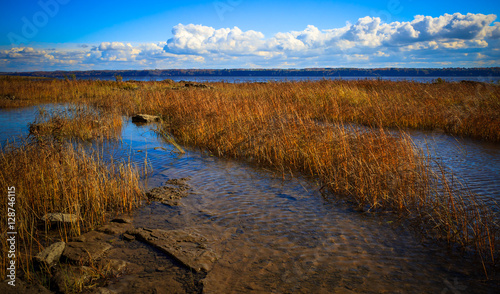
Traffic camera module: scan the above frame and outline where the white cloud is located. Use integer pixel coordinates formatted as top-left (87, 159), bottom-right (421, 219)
top-left (1, 12), bottom-right (499, 71)
top-left (164, 24), bottom-right (265, 55)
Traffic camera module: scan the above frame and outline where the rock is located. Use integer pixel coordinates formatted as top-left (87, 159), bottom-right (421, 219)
top-left (161, 79), bottom-right (175, 84)
top-left (131, 114), bottom-right (160, 123)
top-left (130, 228), bottom-right (218, 273)
top-left (62, 241), bottom-right (113, 265)
top-left (97, 222), bottom-right (134, 235)
top-left (42, 213), bottom-right (80, 224)
top-left (110, 216), bottom-right (133, 224)
top-left (103, 259), bottom-right (131, 276)
top-left (34, 242), bottom-right (66, 268)
top-left (165, 177), bottom-right (191, 186)
top-left (146, 179), bottom-right (191, 206)
top-left (72, 230), bottom-right (114, 243)
top-left (123, 233), bottom-right (135, 241)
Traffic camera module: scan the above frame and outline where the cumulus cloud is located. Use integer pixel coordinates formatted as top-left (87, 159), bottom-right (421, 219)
top-left (1, 12), bottom-right (499, 71)
top-left (161, 12), bottom-right (499, 68)
top-left (164, 24), bottom-right (265, 55)
top-left (0, 47), bottom-right (84, 71)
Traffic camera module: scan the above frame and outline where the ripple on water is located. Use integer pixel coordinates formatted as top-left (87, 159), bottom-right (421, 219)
top-left (133, 150), bottom-right (497, 293)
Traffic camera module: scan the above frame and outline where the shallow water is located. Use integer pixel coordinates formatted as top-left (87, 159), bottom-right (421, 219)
top-left (0, 105), bottom-right (42, 145)
top-left (409, 130), bottom-right (500, 202)
top-left (1, 105), bottom-right (499, 293)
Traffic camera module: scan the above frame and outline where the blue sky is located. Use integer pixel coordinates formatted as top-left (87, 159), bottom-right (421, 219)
top-left (1, 0), bottom-right (499, 71)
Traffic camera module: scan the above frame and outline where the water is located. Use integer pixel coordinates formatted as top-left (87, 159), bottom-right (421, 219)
top-left (409, 130), bottom-right (500, 204)
top-left (1, 106), bottom-right (499, 292)
top-left (0, 105), bottom-right (41, 145)
top-left (82, 75), bottom-right (500, 84)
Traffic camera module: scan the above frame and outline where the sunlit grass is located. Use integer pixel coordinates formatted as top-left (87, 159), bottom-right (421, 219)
top-left (28, 105), bottom-right (123, 141)
top-left (0, 139), bottom-right (143, 282)
top-left (1, 76), bottom-right (499, 276)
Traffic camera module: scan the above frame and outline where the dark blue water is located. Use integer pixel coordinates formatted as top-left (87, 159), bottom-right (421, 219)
top-left (0, 105), bottom-right (42, 145)
top-left (83, 75), bottom-right (500, 84)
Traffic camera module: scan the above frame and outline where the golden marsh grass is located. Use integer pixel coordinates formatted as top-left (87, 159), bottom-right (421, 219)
top-left (0, 76), bottom-right (499, 277)
top-left (0, 118), bottom-right (143, 281)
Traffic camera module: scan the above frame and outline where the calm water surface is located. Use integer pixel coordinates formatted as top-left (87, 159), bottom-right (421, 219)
top-left (1, 105), bottom-right (499, 293)
top-left (85, 75), bottom-right (500, 84)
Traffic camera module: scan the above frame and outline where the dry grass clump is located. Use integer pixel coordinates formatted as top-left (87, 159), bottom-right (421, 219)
top-left (28, 105), bottom-right (123, 141)
top-left (0, 139), bottom-right (143, 281)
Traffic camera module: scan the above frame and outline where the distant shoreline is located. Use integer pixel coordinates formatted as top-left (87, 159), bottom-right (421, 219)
top-left (1, 67), bottom-right (499, 79)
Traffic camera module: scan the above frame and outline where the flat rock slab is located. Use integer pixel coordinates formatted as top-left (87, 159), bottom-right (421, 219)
top-left (146, 178), bottom-right (191, 206)
top-left (62, 241), bottom-right (112, 265)
top-left (72, 230), bottom-right (114, 243)
top-left (131, 114), bottom-right (160, 123)
top-left (34, 242), bottom-right (66, 268)
top-left (42, 213), bottom-right (79, 224)
top-left (130, 228), bottom-right (217, 273)
top-left (102, 259), bottom-right (133, 276)
top-left (98, 222), bottom-right (135, 235)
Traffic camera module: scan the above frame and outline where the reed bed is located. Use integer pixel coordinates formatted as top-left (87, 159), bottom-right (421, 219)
top-left (1, 76), bottom-right (499, 273)
top-left (29, 105), bottom-right (123, 141)
top-left (1, 77), bottom-right (499, 141)
top-left (151, 86), bottom-right (498, 269)
top-left (0, 138), bottom-right (143, 281)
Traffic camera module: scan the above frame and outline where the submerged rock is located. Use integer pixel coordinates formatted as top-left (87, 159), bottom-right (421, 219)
top-left (131, 114), bottom-right (160, 123)
top-left (110, 216), bottom-right (133, 224)
top-left (72, 230), bottom-right (114, 243)
top-left (98, 222), bottom-right (134, 235)
top-left (146, 178), bottom-right (191, 206)
top-left (129, 228), bottom-right (218, 272)
top-left (104, 259), bottom-right (133, 276)
top-left (62, 241), bottom-right (112, 265)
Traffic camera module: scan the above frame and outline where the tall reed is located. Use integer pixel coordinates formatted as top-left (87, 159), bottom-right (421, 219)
top-left (0, 139), bottom-right (143, 281)
top-left (29, 105), bottom-right (123, 141)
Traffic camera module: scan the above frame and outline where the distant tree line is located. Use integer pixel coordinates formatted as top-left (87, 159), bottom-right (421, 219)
top-left (3, 67), bottom-right (500, 79)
